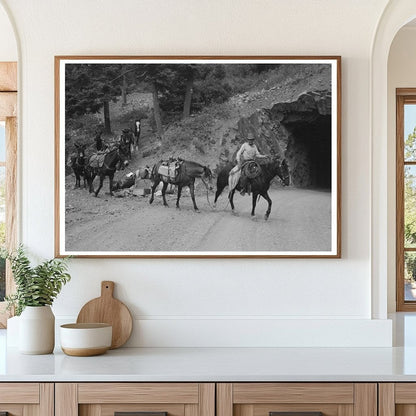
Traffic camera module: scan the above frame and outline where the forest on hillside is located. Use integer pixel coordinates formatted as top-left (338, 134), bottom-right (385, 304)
top-left (65, 62), bottom-right (278, 138)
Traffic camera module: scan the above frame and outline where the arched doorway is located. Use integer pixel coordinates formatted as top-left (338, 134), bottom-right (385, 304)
top-left (371, 0), bottom-right (416, 319)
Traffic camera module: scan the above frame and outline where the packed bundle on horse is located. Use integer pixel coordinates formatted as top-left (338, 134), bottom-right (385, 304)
top-left (156, 159), bottom-right (181, 182)
top-left (242, 161), bottom-right (261, 179)
top-left (88, 151), bottom-right (108, 169)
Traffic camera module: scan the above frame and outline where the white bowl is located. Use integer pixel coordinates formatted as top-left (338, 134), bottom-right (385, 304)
top-left (60, 323), bottom-right (112, 356)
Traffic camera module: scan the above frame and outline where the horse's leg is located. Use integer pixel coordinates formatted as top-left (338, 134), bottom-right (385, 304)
top-left (149, 177), bottom-right (160, 204)
top-left (262, 191), bottom-right (272, 220)
top-left (94, 175), bottom-right (104, 197)
top-left (176, 185), bottom-right (182, 210)
top-left (108, 173), bottom-right (115, 196)
top-left (161, 182), bottom-right (169, 207)
top-left (88, 172), bottom-right (96, 194)
top-left (189, 181), bottom-right (199, 212)
top-left (228, 188), bottom-right (236, 213)
top-left (251, 192), bottom-right (258, 217)
top-left (74, 172), bottom-right (80, 188)
top-left (135, 133), bottom-right (140, 150)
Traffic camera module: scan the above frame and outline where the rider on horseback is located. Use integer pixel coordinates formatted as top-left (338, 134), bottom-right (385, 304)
top-left (236, 132), bottom-right (268, 195)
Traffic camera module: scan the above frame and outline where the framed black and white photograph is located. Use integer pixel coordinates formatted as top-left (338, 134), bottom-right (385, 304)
top-left (55, 56), bottom-right (341, 258)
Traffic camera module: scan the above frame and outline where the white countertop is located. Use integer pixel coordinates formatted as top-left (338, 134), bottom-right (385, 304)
top-left (2, 346), bottom-right (416, 382)
top-left (2, 313), bottom-right (416, 382)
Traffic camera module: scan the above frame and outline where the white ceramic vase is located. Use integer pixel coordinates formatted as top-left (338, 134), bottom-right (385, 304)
top-left (19, 305), bottom-right (55, 354)
top-left (6, 315), bottom-right (20, 347)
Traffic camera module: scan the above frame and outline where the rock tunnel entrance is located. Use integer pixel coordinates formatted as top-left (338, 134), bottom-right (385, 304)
top-left (270, 90), bottom-right (333, 189)
top-left (236, 90), bottom-right (333, 189)
top-left (283, 115), bottom-right (332, 189)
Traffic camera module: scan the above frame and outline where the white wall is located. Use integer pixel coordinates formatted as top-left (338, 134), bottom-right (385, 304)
top-left (387, 26), bottom-right (416, 312)
top-left (0, 0), bottom-right (394, 347)
top-left (0, 3), bottom-right (16, 61)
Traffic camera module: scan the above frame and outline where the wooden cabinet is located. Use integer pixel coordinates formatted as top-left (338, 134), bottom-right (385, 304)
top-left (0, 380), bottom-right (410, 416)
top-left (55, 383), bottom-right (215, 416)
top-left (379, 383), bottom-right (416, 416)
top-left (0, 383), bottom-right (53, 416)
top-left (217, 383), bottom-right (377, 416)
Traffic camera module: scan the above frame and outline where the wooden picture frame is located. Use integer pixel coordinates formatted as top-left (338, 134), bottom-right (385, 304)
top-left (55, 56), bottom-right (341, 258)
top-left (396, 88), bottom-right (416, 310)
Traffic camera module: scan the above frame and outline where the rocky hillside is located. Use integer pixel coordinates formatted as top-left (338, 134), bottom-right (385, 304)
top-left (154, 64), bottom-right (332, 188)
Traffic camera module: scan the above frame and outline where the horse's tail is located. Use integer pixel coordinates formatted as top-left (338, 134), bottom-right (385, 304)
top-left (150, 163), bottom-right (160, 182)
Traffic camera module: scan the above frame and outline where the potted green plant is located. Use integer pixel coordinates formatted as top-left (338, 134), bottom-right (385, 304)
top-left (4, 245), bottom-right (71, 354)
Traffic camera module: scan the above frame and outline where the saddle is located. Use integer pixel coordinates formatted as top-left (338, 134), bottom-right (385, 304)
top-left (157, 159), bottom-right (182, 182)
top-left (89, 151), bottom-right (107, 169)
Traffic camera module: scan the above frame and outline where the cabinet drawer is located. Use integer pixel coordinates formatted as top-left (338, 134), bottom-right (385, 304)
top-left (0, 383), bottom-right (53, 416)
top-left (78, 383), bottom-right (200, 404)
top-left (218, 383), bottom-right (376, 416)
top-left (379, 383), bottom-right (416, 415)
top-left (56, 383), bottom-right (215, 416)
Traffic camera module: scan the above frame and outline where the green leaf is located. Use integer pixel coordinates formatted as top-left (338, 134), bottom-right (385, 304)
top-left (5, 245), bottom-right (71, 315)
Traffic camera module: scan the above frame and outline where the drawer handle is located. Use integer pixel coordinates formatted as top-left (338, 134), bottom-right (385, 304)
top-left (270, 413), bottom-right (323, 416)
top-left (115, 412), bottom-right (168, 416)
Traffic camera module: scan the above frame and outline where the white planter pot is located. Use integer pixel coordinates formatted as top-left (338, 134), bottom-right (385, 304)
top-left (19, 306), bottom-right (55, 354)
top-left (6, 315), bottom-right (20, 347)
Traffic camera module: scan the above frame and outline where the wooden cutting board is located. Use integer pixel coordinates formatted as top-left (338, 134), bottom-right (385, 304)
top-left (76, 281), bottom-right (133, 349)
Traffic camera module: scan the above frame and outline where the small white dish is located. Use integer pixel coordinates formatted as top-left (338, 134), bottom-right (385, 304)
top-left (60, 323), bottom-right (112, 356)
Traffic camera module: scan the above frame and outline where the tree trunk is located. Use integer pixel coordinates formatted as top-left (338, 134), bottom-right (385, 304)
top-left (151, 82), bottom-right (163, 138)
top-left (183, 77), bottom-right (193, 119)
top-left (103, 100), bottom-right (111, 133)
top-left (122, 74), bottom-right (127, 106)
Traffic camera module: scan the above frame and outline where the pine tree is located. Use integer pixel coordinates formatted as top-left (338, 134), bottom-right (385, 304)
top-left (65, 64), bottom-right (123, 133)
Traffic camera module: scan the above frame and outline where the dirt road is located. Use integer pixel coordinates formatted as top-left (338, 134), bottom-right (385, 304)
top-left (65, 180), bottom-right (332, 253)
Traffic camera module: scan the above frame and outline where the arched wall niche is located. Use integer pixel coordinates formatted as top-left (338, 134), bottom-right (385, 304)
top-left (371, 0), bottom-right (416, 318)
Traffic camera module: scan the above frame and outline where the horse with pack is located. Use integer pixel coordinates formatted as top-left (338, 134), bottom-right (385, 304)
top-left (149, 158), bottom-right (213, 212)
top-left (85, 141), bottom-right (129, 197)
top-left (68, 143), bottom-right (88, 189)
top-left (214, 156), bottom-right (290, 220)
